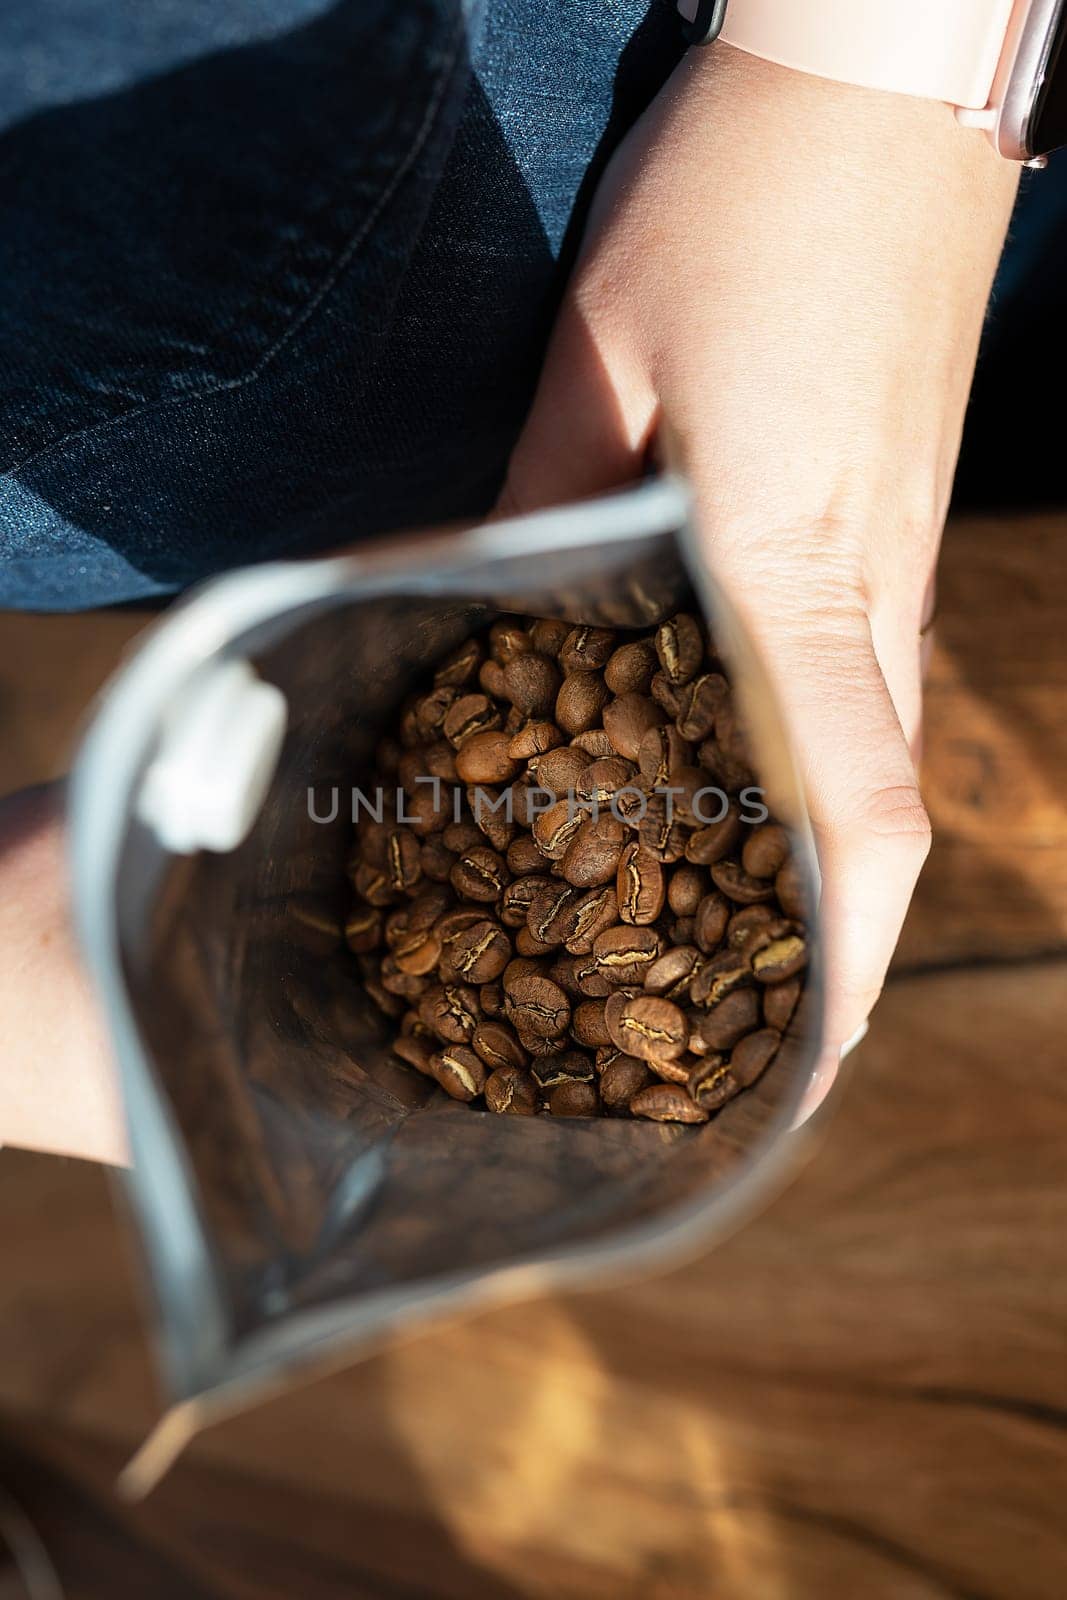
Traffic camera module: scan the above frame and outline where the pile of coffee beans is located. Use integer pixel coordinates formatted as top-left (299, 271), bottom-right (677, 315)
top-left (345, 614), bottom-right (808, 1122)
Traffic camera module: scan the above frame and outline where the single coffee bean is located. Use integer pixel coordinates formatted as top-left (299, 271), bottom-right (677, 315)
top-left (697, 732), bottom-right (754, 795)
top-left (775, 856), bottom-right (808, 920)
top-left (688, 1056), bottom-right (740, 1112)
top-left (605, 992), bottom-right (688, 1066)
top-left (742, 821), bottom-right (791, 880)
top-left (423, 740), bottom-right (459, 782)
top-left (692, 987), bottom-right (761, 1051)
top-left (484, 1066), bottom-right (540, 1116)
top-left (480, 982), bottom-right (508, 1021)
top-left (392, 929), bottom-right (443, 977)
top-left (562, 885), bottom-right (619, 956)
top-left (726, 903), bottom-right (777, 949)
top-left (750, 929), bottom-right (808, 984)
top-left (527, 883), bottom-right (582, 947)
top-left (431, 1044), bottom-right (488, 1102)
top-left (345, 905), bottom-right (382, 954)
top-left (644, 945), bottom-right (703, 1002)
top-left (352, 859), bottom-right (394, 907)
top-left (508, 719), bottom-right (563, 760)
top-left (599, 1055), bottom-right (655, 1112)
top-left (710, 860), bottom-right (776, 905)
top-left (630, 1083), bottom-right (708, 1124)
top-left (506, 834), bottom-right (547, 876)
top-left (419, 836), bottom-right (456, 882)
top-left (434, 906), bottom-right (488, 947)
top-left (593, 925), bottom-right (661, 985)
top-left (466, 786), bottom-right (515, 853)
top-left (637, 724), bottom-right (693, 788)
top-left (556, 670), bottom-right (611, 736)
top-left (685, 805), bottom-right (742, 865)
top-left (449, 919), bottom-right (511, 983)
top-left (650, 670), bottom-right (686, 718)
top-left (617, 839), bottom-right (665, 926)
top-left (443, 693), bottom-right (502, 748)
top-left (499, 873), bottom-right (555, 928)
top-left (528, 617), bottom-right (571, 658)
top-left (655, 613), bottom-right (703, 686)
top-left (393, 1034), bottom-right (435, 1076)
top-left (503, 956), bottom-right (541, 988)
top-left (694, 890), bottom-right (730, 954)
top-left (362, 964), bottom-right (405, 1018)
top-left (489, 618), bottom-right (531, 664)
top-left (570, 728), bottom-right (616, 758)
top-left (472, 1019), bottom-right (528, 1072)
top-left (559, 625), bottom-right (616, 675)
top-left (414, 684), bottom-right (458, 740)
top-left (572, 998), bottom-right (613, 1048)
top-left (532, 797), bottom-right (585, 860)
top-left (667, 863), bottom-right (705, 918)
top-left (562, 813), bottom-right (626, 888)
top-left (604, 639), bottom-right (658, 697)
top-left (603, 693), bottom-right (665, 762)
top-left (520, 1029), bottom-right (572, 1061)
top-left (672, 916), bottom-right (697, 945)
top-left (384, 829), bottom-right (422, 894)
top-left (419, 983), bottom-right (481, 1043)
top-left (531, 1050), bottom-right (596, 1089)
top-left (729, 1027), bottom-right (781, 1087)
top-left (576, 756), bottom-right (636, 807)
top-left (380, 954), bottom-right (431, 999)
top-left (479, 658), bottom-right (507, 698)
top-left (573, 952), bottom-right (614, 997)
top-left (637, 797), bottom-right (689, 864)
top-left (503, 653), bottom-right (562, 717)
top-left (549, 952), bottom-right (583, 996)
top-left (531, 745), bottom-right (589, 797)
top-left (442, 820), bottom-right (483, 854)
top-left (548, 1080), bottom-right (601, 1117)
top-left (402, 781), bottom-right (453, 837)
top-left (689, 949), bottom-right (752, 1010)
top-left (505, 972), bottom-right (571, 1038)
top-left (434, 637), bottom-right (482, 688)
top-left (762, 975), bottom-right (802, 1031)
top-left (455, 731), bottom-right (521, 786)
top-left (450, 845), bottom-right (509, 903)
top-left (676, 672), bottom-right (728, 742)
top-left (515, 924), bottom-right (558, 958)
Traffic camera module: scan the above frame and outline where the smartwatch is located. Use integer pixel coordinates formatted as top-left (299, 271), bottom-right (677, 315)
top-left (676, 0), bottom-right (1067, 164)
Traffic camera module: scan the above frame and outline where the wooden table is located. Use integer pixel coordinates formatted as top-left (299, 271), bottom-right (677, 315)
top-left (1, 515), bottom-right (1065, 1599)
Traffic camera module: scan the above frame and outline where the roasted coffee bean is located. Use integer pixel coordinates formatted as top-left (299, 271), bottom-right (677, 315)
top-left (775, 856), bottom-right (808, 920)
top-left (605, 993), bottom-right (688, 1066)
top-left (515, 924), bottom-right (558, 958)
top-left (451, 846), bottom-right (509, 902)
top-left (414, 684), bottom-right (458, 740)
top-left (532, 798), bottom-right (586, 860)
top-left (644, 945), bottom-right (703, 1002)
top-left (603, 693), bottom-right (664, 761)
top-left (424, 740), bottom-right (459, 782)
top-left (576, 756), bottom-right (636, 807)
top-left (548, 1080), bottom-right (601, 1117)
top-left (637, 797), bottom-right (689, 864)
top-left (531, 745), bottom-right (589, 797)
top-left (762, 976), bottom-right (802, 1031)
top-left (637, 724), bottom-right (693, 788)
top-left (500, 873), bottom-right (555, 929)
top-left (503, 653), bottom-right (562, 717)
top-left (572, 998), bottom-right (613, 1049)
top-left (467, 786), bottom-right (515, 852)
top-left (434, 637), bottom-right (483, 688)
top-left (688, 1056), bottom-right (740, 1112)
top-left (376, 736), bottom-right (402, 774)
top-left (556, 670), bottom-right (611, 736)
top-left (527, 883), bottom-right (582, 947)
top-left (528, 618), bottom-right (570, 657)
top-left (449, 919), bottom-right (511, 983)
top-left (508, 720), bottom-right (563, 760)
top-left (443, 693), bottom-right (501, 748)
top-left (562, 813), bottom-right (626, 887)
top-left (655, 613), bottom-right (703, 686)
top-left (694, 890), bottom-right (730, 954)
top-left (402, 781), bottom-right (454, 837)
top-left (363, 966), bottom-right (405, 1019)
top-left (649, 670), bottom-right (686, 718)
top-left (472, 1019), bottom-right (528, 1072)
top-left (742, 821), bottom-right (791, 880)
top-left (562, 885), bottom-right (619, 956)
top-left (505, 972), bottom-right (571, 1038)
top-left (419, 836), bottom-right (456, 882)
top-left (419, 983), bottom-right (481, 1043)
top-left (442, 820), bottom-right (483, 854)
top-left (489, 619), bottom-right (531, 664)
top-left (617, 839), bottom-right (665, 926)
top-left (726, 903), bottom-right (777, 949)
top-left (685, 804), bottom-right (742, 865)
top-left (570, 728), bottom-right (616, 758)
top-left (345, 904), bottom-right (382, 954)
top-left (689, 949), bottom-right (752, 1009)
top-left (455, 731), bottom-right (521, 786)
top-left (485, 1066), bottom-right (540, 1116)
top-left (353, 859), bottom-right (396, 908)
top-left (710, 859), bottom-right (776, 905)
top-left (480, 982), bottom-right (507, 1021)
top-left (599, 1055), bottom-right (654, 1112)
top-left (750, 928), bottom-right (808, 984)
top-left (730, 1027), bottom-right (781, 1086)
top-left (531, 1049), bottom-right (595, 1090)
top-left (507, 834), bottom-right (547, 876)
top-left (593, 925), bottom-right (661, 985)
top-left (380, 954), bottom-right (430, 999)
top-left (434, 906), bottom-right (487, 946)
top-left (382, 829), bottom-right (421, 894)
top-left (697, 732), bottom-right (754, 795)
top-left (479, 658), bottom-right (507, 698)
top-left (667, 863), bottom-right (706, 918)
top-left (676, 672), bottom-right (728, 742)
top-left (431, 1044), bottom-right (488, 1102)
top-left (630, 1083), bottom-right (708, 1124)
top-left (549, 952), bottom-right (583, 996)
top-left (672, 916), bottom-right (697, 945)
top-left (559, 626), bottom-right (616, 674)
top-left (605, 639), bottom-right (658, 696)
top-left (392, 930), bottom-right (443, 978)
top-left (393, 1034), bottom-right (436, 1076)
top-left (692, 987), bottom-right (761, 1051)
top-left (503, 956), bottom-right (542, 989)
top-left (520, 1029), bottom-right (572, 1061)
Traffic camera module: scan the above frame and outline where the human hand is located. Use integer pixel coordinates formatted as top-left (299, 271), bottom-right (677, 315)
top-left (501, 47), bottom-right (1018, 1118)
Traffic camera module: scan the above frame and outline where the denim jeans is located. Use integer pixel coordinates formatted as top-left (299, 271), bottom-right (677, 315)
top-left (0, 0), bottom-right (1062, 609)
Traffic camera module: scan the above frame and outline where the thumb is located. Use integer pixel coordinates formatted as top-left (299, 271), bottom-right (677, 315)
top-left (498, 295), bottom-right (654, 516)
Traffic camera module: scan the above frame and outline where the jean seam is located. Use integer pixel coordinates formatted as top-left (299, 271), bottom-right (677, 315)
top-left (1, 7), bottom-right (467, 488)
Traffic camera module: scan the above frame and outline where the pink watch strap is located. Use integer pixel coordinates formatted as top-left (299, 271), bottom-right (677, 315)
top-left (718, 0), bottom-right (1018, 110)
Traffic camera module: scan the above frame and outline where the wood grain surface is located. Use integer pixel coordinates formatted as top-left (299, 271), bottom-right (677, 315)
top-left (0, 513), bottom-right (1065, 1599)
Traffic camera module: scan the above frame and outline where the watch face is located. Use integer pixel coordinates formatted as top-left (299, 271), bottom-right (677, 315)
top-left (1030, 0), bottom-right (1067, 154)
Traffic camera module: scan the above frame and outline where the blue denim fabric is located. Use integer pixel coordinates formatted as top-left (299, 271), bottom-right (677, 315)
top-left (0, 1), bottom-right (1061, 609)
